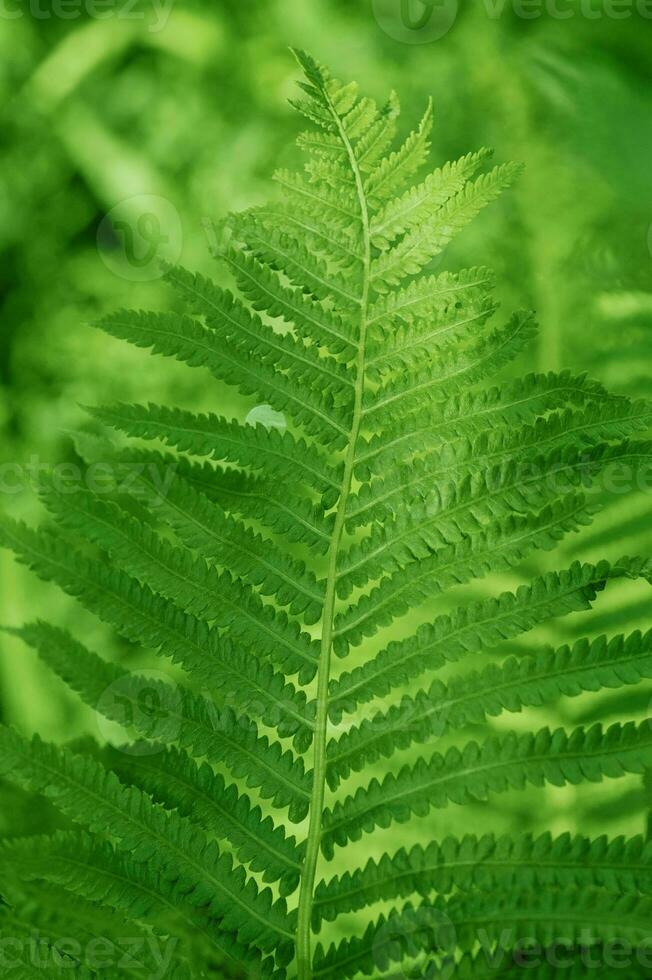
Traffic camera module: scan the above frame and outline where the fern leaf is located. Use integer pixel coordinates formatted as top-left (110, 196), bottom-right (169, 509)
top-left (351, 370), bottom-right (621, 488)
top-left (3, 54), bottom-right (652, 980)
top-left (348, 90), bottom-right (400, 172)
top-left (321, 721), bottom-right (652, 857)
top-left (0, 882), bottom-right (180, 978)
top-left (12, 619), bottom-right (314, 748)
top-left (329, 560), bottom-right (624, 710)
top-left (367, 265), bottom-right (495, 332)
top-left (328, 627), bottom-right (652, 785)
top-left (225, 216), bottom-right (360, 306)
top-left (104, 746), bottom-right (304, 895)
top-left (0, 727), bottom-right (297, 962)
top-left (169, 454), bottom-right (333, 552)
top-left (251, 203), bottom-right (362, 267)
top-left (364, 98), bottom-right (432, 202)
top-left (333, 496), bottom-right (597, 641)
top-left (273, 168), bottom-right (360, 233)
top-left (313, 891), bottom-right (652, 980)
top-left (219, 245), bottom-right (358, 365)
top-left (113, 471), bottom-right (326, 622)
top-left (313, 831), bottom-right (652, 927)
top-left (98, 302), bottom-right (350, 447)
top-left (0, 944), bottom-right (96, 980)
top-left (350, 435), bottom-right (652, 532)
top-left (0, 518), bottom-right (319, 683)
top-left (363, 309), bottom-right (537, 426)
top-left (370, 148), bottom-right (493, 249)
top-left (86, 402), bottom-right (340, 496)
top-left (370, 163), bottom-right (523, 289)
top-left (366, 291), bottom-right (498, 382)
top-left (38, 476), bottom-right (322, 623)
top-left (1, 831), bottom-right (276, 976)
top-left (9, 623), bottom-right (311, 818)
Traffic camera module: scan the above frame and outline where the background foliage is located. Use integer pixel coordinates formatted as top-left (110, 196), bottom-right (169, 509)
top-left (2, 0), bottom-right (651, 946)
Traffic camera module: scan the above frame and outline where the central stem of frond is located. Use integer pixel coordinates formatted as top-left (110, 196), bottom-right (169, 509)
top-left (294, 93), bottom-right (372, 980)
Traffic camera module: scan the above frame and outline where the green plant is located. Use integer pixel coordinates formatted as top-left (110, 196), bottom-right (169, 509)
top-left (1, 50), bottom-right (652, 980)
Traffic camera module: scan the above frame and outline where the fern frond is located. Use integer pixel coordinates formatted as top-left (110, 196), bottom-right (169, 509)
top-left (314, 891), bottom-right (652, 980)
top-left (366, 291), bottom-right (498, 382)
top-left (3, 54), bottom-right (651, 980)
top-left (313, 830), bottom-right (652, 927)
top-left (38, 475), bottom-right (321, 623)
top-left (0, 941), bottom-right (96, 980)
top-left (370, 163), bottom-right (523, 289)
top-left (1, 831), bottom-right (274, 976)
top-left (366, 265), bottom-right (495, 332)
top-left (363, 309), bottom-right (537, 426)
top-left (327, 630), bottom-right (652, 785)
top-left (364, 98), bottom-right (432, 202)
top-left (98, 301), bottom-right (351, 446)
top-left (9, 623), bottom-right (312, 817)
top-left (219, 219), bottom-right (360, 309)
top-left (334, 496), bottom-right (598, 644)
top-left (109, 471), bottom-right (326, 622)
top-left (0, 517), bottom-right (319, 682)
top-left (219, 244), bottom-right (359, 364)
top-left (42, 472), bottom-right (324, 621)
top-left (351, 369), bottom-right (618, 486)
top-left (103, 746), bottom-right (304, 895)
top-left (12, 619), bottom-right (314, 748)
top-left (0, 881), bottom-right (188, 978)
top-left (250, 203), bottom-right (362, 267)
top-left (86, 402), bottom-right (340, 496)
top-left (370, 148), bottom-right (493, 248)
top-left (273, 168), bottom-right (360, 234)
top-left (173, 455), bottom-right (333, 552)
top-left (329, 560), bottom-right (618, 708)
top-left (321, 721), bottom-right (652, 857)
top-left (349, 436), bottom-right (652, 532)
top-left (0, 727), bottom-right (296, 962)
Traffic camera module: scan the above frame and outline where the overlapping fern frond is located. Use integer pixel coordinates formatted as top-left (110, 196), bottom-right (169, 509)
top-left (0, 51), bottom-right (651, 979)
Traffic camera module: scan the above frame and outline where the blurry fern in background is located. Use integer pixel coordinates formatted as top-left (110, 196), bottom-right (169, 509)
top-left (0, 52), bottom-right (651, 978)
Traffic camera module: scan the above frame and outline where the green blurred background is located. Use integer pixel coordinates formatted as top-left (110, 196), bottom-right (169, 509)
top-left (1, 0), bottom-right (652, 938)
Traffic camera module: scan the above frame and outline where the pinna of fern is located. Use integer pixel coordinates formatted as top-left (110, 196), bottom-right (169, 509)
top-left (0, 49), bottom-right (651, 980)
